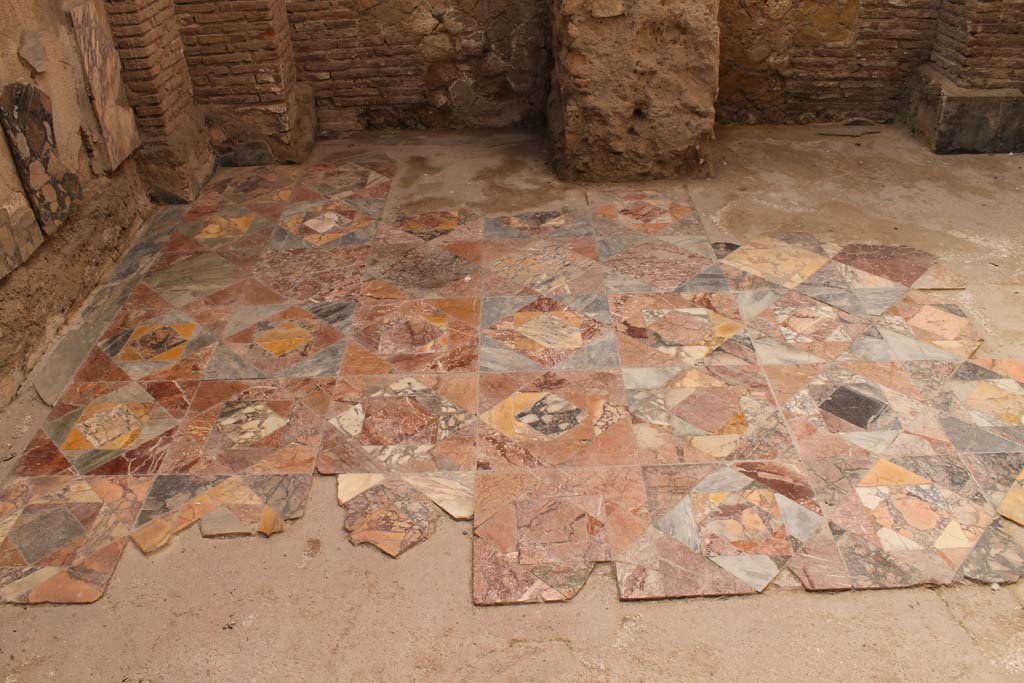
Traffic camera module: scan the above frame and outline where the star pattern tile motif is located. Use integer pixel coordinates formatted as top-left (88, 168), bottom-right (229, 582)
top-left (481, 296), bottom-right (616, 371)
top-left (625, 360), bottom-right (797, 463)
top-left (3, 147), bottom-right (1024, 605)
top-left (318, 374), bottom-right (477, 475)
top-left (376, 208), bottom-right (484, 244)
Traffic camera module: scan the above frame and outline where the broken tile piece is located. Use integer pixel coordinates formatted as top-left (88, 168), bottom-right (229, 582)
top-left (199, 506), bottom-right (254, 537)
top-left (913, 263), bottom-right (966, 290)
top-left (257, 506), bottom-right (285, 537)
top-left (18, 31), bottom-right (47, 74)
top-left (403, 472), bottom-right (474, 520)
top-left (344, 481), bottom-right (440, 557)
top-left (337, 474), bottom-right (386, 504)
top-left (0, 83), bottom-right (83, 232)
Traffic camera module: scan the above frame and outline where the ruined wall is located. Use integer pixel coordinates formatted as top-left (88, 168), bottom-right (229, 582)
top-left (931, 0), bottom-right (1024, 90)
top-left (548, 0), bottom-right (720, 180)
top-left (0, 0), bottom-right (153, 406)
top-left (285, 0), bottom-right (551, 132)
top-left (105, 0), bottom-right (213, 198)
top-left (174, 0), bottom-right (315, 162)
top-left (717, 0), bottom-right (942, 123)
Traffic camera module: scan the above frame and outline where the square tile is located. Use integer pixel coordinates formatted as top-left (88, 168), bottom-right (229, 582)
top-left (363, 241), bottom-right (481, 299)
top-left (481, 295), bottom-right (617, 371)
top-left (610, 293), bottom-right (745, 367)
top-left (600, 237), bottom-right (714, 293)
top-left (805, 454), bottom-right (995, 585)
top-left (344, 298), bottom-right (480, 374)
top-left (747, 290), bottom-right (870, 364)
top-left (253, 245), bottom-right (371, 303)
top-left (0, 477), bottom-right (130, 604)
top-left (625, 360), bottom-right (796, 463)
top-left (19, 381), bottom-right (188, 477)
top-left (769, 361), bottom-right (964, 461)
top-left (318, 374), bottom-right (477, 474)
top-left (482, 237), bottom-right (605, 296)
top-left (162, 379), bottom-right (326, 474)
top-left (478, 370), bottom-right (635, 468)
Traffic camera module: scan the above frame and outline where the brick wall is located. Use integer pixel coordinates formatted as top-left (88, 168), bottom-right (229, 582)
top-left (786, 0), bottom-right (941, 122)
top-left (932, 0), bottom-right (1024, 90)
top-left (286, 0), bottom-right (424, 131)
top-left (717, 0), bottom-right (1024, 124)
top-left (105, 0), bottom-right (197, 145)
top-left (104, 0), bottom-right (212, 200)
top-left (718, 0), bottom-right (942, 123)
top-left (285, 0), bottom-right (549, 132)
top-left (174, 0), bottom-right (296, 128)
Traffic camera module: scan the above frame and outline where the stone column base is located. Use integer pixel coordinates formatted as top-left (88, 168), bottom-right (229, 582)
top-left (903, 65), bottom-right (1024, 154)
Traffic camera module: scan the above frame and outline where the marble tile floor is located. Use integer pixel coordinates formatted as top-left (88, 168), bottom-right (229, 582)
top-left (2, 145), bottom-right (1023, 605)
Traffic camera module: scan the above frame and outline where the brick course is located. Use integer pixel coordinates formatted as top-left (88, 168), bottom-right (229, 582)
top-left (105, 0), bottom-right (197, 145)
top-left (932, 0), bottom-right (1024, 89)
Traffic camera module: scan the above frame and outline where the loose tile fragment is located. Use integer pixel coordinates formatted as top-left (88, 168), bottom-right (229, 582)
top-left (67, 2), bottom-right (142, 170)
top-left (344, 481), bottom-right (440, 558)
top-left (0, 83), bottom-right (83, 232)
top-left (403, 472), bottom-right (474, 520)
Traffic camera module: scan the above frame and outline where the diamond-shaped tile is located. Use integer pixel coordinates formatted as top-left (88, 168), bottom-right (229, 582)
top-left (482, 296), bottom-right (612, 370)
top-left (223, 306), bottom-right (344, 376)
top-left (611, 293), bottom-right (744, 367)
top-left (478, 371), bottom-right (635, 468)
top-left (318, 375), bottom-right (477, 474)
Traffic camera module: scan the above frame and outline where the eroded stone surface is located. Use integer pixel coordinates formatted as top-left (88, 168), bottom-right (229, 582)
top-left (67, 2), bottom-right (142, 171)
top-left (548, 0), bottom-right (720, 180)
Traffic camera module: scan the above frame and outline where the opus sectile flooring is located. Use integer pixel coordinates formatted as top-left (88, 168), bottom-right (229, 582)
top-left (3, 148), bottom-right (1024, 606)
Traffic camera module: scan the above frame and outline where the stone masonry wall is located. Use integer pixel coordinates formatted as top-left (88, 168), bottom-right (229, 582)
top-left (932, 0), bottom-right (1024, 90)
top-left (174, 0), bottom-right (314, 162)
top-left (285, 0), bottom-right (550, 132)
top-left (1, 0), bottom-right (156, 406)
top-left (548, 0), bottom-right (720, 180)
top-left (106, 0), bottom-right (213, 198)
top-left (717, 0), bottom-right (943, 123)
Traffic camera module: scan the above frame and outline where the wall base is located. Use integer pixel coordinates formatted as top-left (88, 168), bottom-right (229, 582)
top-left (903, 65), bottom-right (1024, 154)
top-left (206, 84), bottom-right (318, 167)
